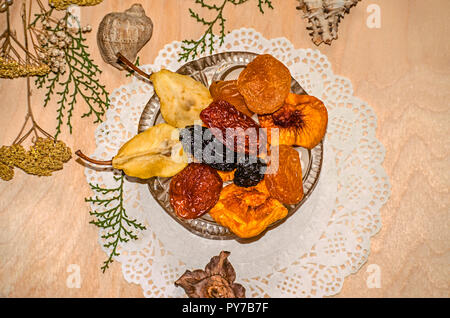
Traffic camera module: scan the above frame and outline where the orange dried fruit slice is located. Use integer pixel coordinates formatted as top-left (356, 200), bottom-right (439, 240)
top-left (217, 169), bottom-right (235, 182)
top-left (209, 80), bottom-right (253, 118)
top-left (265, 145), bottom-right (304, 205)
top-left (209, 181), bottom-right (288, 238)
top-left (259, 94), bottom-right (328, 149)
top-left (237, 54), bottom-right (291, 115)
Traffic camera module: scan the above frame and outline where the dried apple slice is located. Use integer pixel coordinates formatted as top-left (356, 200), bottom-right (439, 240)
top-left (150, 69), bottom-right (213, 128)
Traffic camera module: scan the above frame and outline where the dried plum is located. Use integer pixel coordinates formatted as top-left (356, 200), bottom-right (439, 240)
top-left (233, 157), bottom-right (266, 188)
top-left (179, 125), bottom-right (238, 172)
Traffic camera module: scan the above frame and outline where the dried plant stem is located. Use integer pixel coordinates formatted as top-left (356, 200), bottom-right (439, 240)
top-left (12, 1), bottom-right (53, 146)
top-left (117, 53), bottom-right (149, 79)
top-left (74, 150), bottom-right (112, 166)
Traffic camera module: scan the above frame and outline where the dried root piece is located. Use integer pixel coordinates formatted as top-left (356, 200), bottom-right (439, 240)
top-left (297, 0), bottom-right (361, 45)
top-left (175, 251), bottom-right (246, 298)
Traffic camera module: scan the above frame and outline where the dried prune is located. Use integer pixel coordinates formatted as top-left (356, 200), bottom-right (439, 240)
top-left (169, 163), bottom-right (223, 219)
top-left (200, 100), bottom-right (264, 155)
top-left (179, 125), bottom-right (237, 171)
top-left (265, 145), bottom-right (304, 204)
top-left (233, 157), bottom-right (266, 188)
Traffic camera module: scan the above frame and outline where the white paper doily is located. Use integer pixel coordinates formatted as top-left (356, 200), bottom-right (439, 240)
top-left (84, 28), bottom-right (391, 298)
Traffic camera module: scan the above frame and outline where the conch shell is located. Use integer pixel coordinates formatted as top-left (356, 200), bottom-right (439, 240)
top-left (97, 4), bottom-right (153, 69)
top-left (297, 0), bottom-right (361, 45)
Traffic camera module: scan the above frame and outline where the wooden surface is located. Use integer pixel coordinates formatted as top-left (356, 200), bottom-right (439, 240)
top-left (0, 0), bottom-right (449, 298)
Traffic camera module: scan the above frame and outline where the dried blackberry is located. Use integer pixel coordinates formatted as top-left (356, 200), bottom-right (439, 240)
top-left (233, 157), bottom-right (266, 188)
top-left (179, 125), bottom-right (238, 172)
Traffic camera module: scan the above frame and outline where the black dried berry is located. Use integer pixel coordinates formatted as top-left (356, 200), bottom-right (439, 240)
top-left (179, 125), bottom-right (238, 172)
top-left (233, 157), bottom-right (266, 188)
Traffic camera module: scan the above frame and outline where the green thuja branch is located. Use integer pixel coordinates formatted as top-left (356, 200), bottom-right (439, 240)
top-left (86, 174), bottom-right (146, 273)
top-left (257, 0), bottom-right (273, 14)
top-left (179, 0), bottom-right (274, 61)
top-left (33, 10), bottom-right (109, 139)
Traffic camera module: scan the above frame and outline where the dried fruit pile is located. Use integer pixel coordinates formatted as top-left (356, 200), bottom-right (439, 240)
top-left (77, 53), bottom-right (328, 240)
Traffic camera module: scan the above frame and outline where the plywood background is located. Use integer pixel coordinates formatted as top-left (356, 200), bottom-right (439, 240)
top-left (0, 0), bottom-right (448, 297)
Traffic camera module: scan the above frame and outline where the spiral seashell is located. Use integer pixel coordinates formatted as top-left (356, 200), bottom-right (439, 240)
top-left (97, 4), bottom-right (153, 70)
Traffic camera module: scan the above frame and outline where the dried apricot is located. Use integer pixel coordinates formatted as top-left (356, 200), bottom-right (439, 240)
top-left (169, 163), bottom-right (223, 219)
top-left (217, 169), bottom-right (235, 182)
top-left (265, 145), bottom-right (304, 205)
top-left (259, 94), bottom-right (328, 149)
top-left (209, 80), bottom-right (253, 117)
top-left (237, 54), bottom-right (291, 114)
top-left (209, 182), bottom-right (288, 238)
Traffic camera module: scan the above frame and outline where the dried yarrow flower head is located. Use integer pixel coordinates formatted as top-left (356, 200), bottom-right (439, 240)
top-left (0, 162), bottom-right (14, 181)
top-left (0, 144), bottom-right (26, 167)
top-left (31, 12), bottom-right (92, 74)
top-left (175, 251), bottom-right (245, 298)
top-left (0, 56), bottom-right (50, 78)
top-left (16, 137), bottom-right (72, 176)
top-left (0, 0), bottom-right (51, 78)
top-left (48, 0), bottom-right (103, 11)
top-left (0, 138), bottom-right (72, 180)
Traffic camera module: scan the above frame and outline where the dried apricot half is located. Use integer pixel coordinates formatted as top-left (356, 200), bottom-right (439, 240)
top-left (209, 80), bottom-right (253, 118)
top-left (259, 94), bottom-right (328, 149)
top-left (237, 54), bottom-right (291, 115)
top-left (265, 145), bottom-right (304, 205)
top-left (209, 181), bottom-right (288, 238)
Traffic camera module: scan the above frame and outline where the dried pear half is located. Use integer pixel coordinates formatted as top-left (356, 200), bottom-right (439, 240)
top-left (150, 69), bottom-right (213, 128)
top-left (112, 123), bottom-right (188, 179)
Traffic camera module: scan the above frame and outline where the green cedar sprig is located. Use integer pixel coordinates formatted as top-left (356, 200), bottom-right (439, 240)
top-left (86, 174), bottom-right (146, 273)
top-left (34, 11), bottom-right (109, 139)
top-left (179, 0), bottom-right (273, 61)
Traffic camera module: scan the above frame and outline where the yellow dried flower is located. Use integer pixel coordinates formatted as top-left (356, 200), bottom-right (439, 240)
top-left (0, 57), bottom-right (50, 79)
top-left (0, 162), bottom-right (14, 181)
top-left (0, 144), bottom-right (26, 167)
top-left (16, 138), bottom-right (72, 177)
top-left (49, 0), bottom-right (104, 10)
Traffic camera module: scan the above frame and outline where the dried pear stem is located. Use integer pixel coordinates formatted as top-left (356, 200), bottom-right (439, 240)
top-left (75, 150), bottom-right (112, 166)
top-left (116, 52), bottom-right (150, 79)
